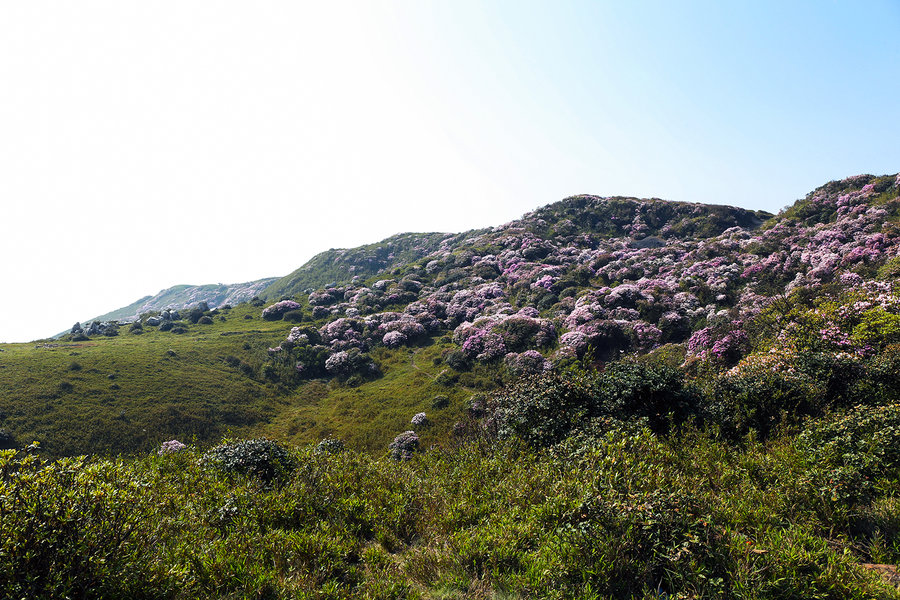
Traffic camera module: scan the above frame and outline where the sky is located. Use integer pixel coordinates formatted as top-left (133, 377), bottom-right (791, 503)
top-left (0, 1), bottom-right (898, 343)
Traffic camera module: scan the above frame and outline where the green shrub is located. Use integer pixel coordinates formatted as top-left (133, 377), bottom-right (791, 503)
top-left (315, 437), bottom-right (345, 455)
top-left (442, 348), bottom-right (468, 371)
top-left (491, 362), bottom-right (695, 447)
top-left (0, 450), bottom-right (166, 598)
top-left (491, 369), bottom-right (599, 447)
top-left (201, 438), bottom-right (296, 484)
top-left (282, 309), bottom-right (304, 323)
top-left (799, 403), bottom-right (900, 504)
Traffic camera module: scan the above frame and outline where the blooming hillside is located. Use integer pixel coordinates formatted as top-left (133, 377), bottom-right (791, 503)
top-left (261, 173), bottom-right (899, 381)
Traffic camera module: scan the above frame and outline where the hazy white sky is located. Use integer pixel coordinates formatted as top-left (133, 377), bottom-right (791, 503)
top-left (1, 1), bottom-right (898, 342)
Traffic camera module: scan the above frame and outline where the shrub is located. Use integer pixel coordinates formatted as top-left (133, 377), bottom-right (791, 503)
top-left (314, 437), bottom-right (345, 455)
top-left (0, 429), bottom-right (17, 450)
top-left (431, 395), bottom-right (450, 410)
top-left (197, 316), bottom-right (213, 325)
top-left (0, 452), bottom-right (163, 598)
top-left (411, 412), bottom-right (427, 427)
top-left (435, 370), bottom-right (458, 386)
top-left (595, 361), bottom-right (697, 433)
top-left (323, 348), bottom-right (377, 380)
top-left (201, 438), bottom-right (295, 484)
top-left (799, 403), bottom-right (900, 504)
top-left (157, 439), bottom-right (186, 455)
top-left (158, 321), bottom-right (173, 332)
top-left (705, 353), bottom-right (825, 440)
top-left (129, 322), bottom-right (143, 334)
top-left (442, 348), bottom-right (468, 371)
top-left (262, 300), bottom-right (302, 321)
top-left (282, 310), bottom-right (304, 323)
top-left (492, 362), bottom-right (695, 447)
top-left (388, 431), bottom-right (419, 461)
top-left (491, 369), bottom-right (600, 447)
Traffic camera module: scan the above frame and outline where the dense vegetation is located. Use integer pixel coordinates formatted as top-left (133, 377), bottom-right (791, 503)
top-left (2, 173), bottom-right (900, 597)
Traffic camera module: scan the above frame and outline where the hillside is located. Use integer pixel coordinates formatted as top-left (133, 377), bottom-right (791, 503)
top-left (2, 173), bottom-right (898, 457)
top-left (260, 231), bottom-right (476, 299)
top-left (79, 278), bottom-right (278, 326)
top-left (4, 172), bottom-right (900, 597)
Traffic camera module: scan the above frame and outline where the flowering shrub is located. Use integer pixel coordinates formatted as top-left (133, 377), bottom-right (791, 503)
top-left (158, 439), bottom-right (186, 455)
top-left (388, 431), bottom-right (419, 461)
top-left (687, 322), bottom-right (749, 365)
top-left (323, 348), bottom-right (377, 379)
top-left (504, 350), bottom-right (547, 376)
top-left (411, 412), bottom-right (427, 427)
top-left (262, 300), bottom-right (302, 321)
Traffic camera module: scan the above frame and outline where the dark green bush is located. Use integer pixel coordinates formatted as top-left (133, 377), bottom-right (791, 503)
top-left (315, 437), bottom-right (345, 455)
top-left (0, 429), bottom-right (17, 450)
top-left (491, 369), bottom-right (599, 447)
top-left (491, 362), bottom-right (695, 447)
top-left (197, 316), bottom-right (213, 325)
top-left (596, 361), bottom-right (697, 433)
top-left (282, 310), bottom-right (304, 323)
top-left (442, 348), bottom-right (468, 371)
top-left (704, 368), bottom-right (823, 440)
top-left (202, 438), bottom-right (295, 484)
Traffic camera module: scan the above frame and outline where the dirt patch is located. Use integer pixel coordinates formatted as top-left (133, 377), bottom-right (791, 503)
top-left (861, 563), bottom-right (900, 587)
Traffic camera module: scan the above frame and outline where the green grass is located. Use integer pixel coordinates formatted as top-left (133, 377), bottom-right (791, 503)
top-left (267, 341), bottom-right (474, 453)
top-left (0, 304), bottom-right (477, 458)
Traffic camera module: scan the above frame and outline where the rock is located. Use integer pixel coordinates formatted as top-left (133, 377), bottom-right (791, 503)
top-left (71, 322), bottom-right (83, 334)
top-left (146, 316), bottom-right (161, 326)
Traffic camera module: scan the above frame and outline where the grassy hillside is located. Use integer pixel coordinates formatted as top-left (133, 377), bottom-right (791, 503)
top-left (0, 302), bottom-right (477, 458)
top-left (262, 232), bottom-right (468, 299)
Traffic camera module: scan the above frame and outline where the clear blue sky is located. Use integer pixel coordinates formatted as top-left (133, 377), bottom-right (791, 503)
top-left (0, 1), bottom-right (898, 342)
